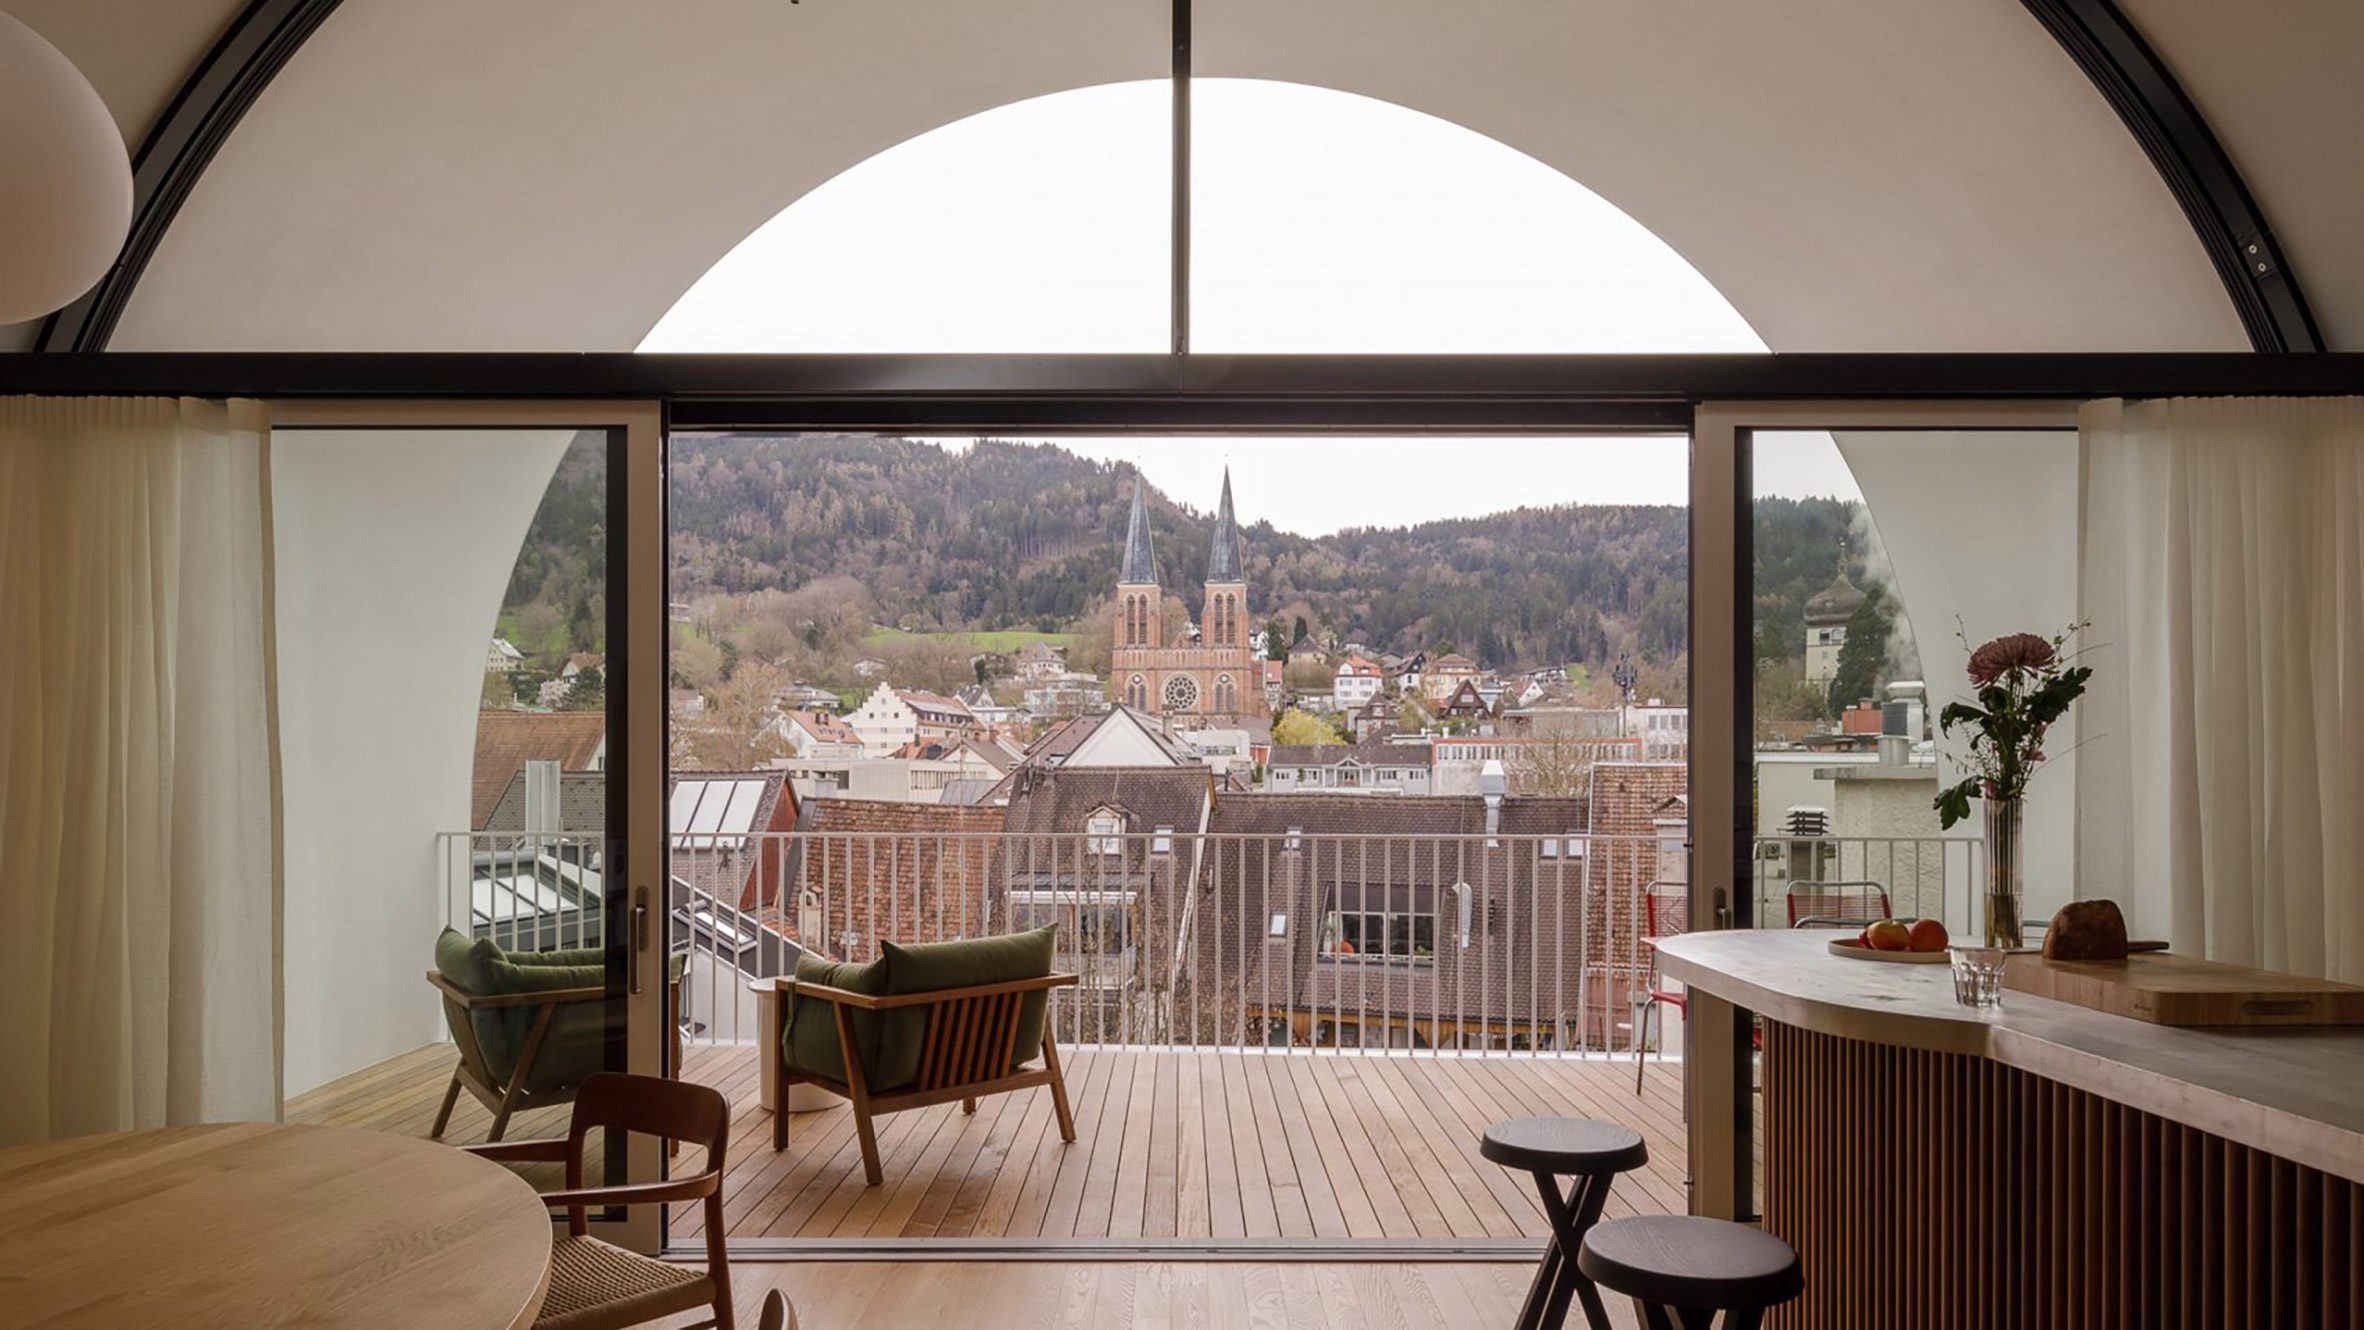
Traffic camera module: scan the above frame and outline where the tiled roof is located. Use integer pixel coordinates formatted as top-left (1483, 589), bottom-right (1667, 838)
top-left (780, 798), bottom-right (1006, 957)
top-left (1192, 793), bottom-right (1591, 1037)
top-left (1267, 740), bottom-right (1432, 769)
top-left (470, 711), bottom-right (607, 830)
top-left (481, 769), bottom-right (608, 836)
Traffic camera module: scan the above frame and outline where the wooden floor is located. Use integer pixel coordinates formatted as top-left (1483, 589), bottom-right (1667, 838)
top-left (654, 1261), bottom-right (1661, 1329)
top-left (288, 1043), bottom-right (1689, 1248)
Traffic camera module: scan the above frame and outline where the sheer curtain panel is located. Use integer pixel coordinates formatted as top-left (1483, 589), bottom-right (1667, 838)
top-left (2078, 397), bottom-right (2364, 982)
top-left (0, 397), bottom-right (280, 1143)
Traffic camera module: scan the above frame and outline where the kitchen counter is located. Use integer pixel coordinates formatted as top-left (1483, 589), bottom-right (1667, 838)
top-left (1653, 928), bottom-right (2364, 1183)
top-left (1654, 928), bottom-right (2364, 1329)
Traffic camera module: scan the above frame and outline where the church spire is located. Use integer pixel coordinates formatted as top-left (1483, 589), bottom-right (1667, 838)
top-left (1119, 468), bottom-right (1158, 586)
top-left (1205, 467), bottom-right (1241, 584)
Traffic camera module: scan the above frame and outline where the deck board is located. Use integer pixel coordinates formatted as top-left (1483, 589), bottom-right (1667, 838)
top-left (285, 1043), bottom-right (1689, 1245)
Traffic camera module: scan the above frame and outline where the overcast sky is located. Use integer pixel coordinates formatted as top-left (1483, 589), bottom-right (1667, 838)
top-left (644, 78), bottom-right (1860, 532)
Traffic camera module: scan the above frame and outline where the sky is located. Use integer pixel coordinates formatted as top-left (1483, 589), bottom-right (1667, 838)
top-left (642, 77), bottom-right (1861, 531)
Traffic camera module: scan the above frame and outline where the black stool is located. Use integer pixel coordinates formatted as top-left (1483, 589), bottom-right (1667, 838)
top-left (1576, 1215), bottom-right (1803, 1330)
top-left (1480, 1118), bottom-right (1649, 1330)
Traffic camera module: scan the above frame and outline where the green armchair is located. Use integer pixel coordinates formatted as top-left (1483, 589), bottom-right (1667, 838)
top-left (765, 925), bottom-right (1079, 1185)
top-left (428, 927), bottom-right (607, 1141)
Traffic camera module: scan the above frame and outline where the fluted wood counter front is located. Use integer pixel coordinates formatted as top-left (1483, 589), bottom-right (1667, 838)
top-left (1654, 930), bottom-right (2364, 1330)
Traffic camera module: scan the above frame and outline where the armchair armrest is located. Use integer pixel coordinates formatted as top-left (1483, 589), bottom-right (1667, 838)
top-left (866, 972), bottom-right (1080, 1009)
top-left (461, 1137), bottom-right (573, 1164)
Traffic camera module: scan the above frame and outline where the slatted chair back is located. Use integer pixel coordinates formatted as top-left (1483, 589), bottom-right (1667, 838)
top-left (1786, 880), bottom-right (1894, 927)
top-left (914, 987), bottom-right (1029, 1093)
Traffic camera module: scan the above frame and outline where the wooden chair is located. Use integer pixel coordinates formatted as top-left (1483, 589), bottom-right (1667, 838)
top-left (762, 972), bottom-right (1080, 1186)
top-left (427, 967), bottom-right (605, 1142)
top-left (1784, 880), bottom-right (1893, 929)
top-left (464, 1072), bottom-right (739, 1330)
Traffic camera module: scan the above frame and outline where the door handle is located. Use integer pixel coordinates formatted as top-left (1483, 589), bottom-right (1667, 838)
top-left (630, 888), bottom-right (649, 995)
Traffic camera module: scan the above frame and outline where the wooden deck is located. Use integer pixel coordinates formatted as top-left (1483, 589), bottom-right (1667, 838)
top-left (288, 1043), bottom-right (1688, 1248)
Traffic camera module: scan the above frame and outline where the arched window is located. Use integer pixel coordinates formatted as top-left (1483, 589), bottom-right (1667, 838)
top-left (644, 81), bottom-right (1763, 357)
top-left (1214, 674), bottom-right (1234, 714)
top-left (1126, 675), bottom-right (1147, 709)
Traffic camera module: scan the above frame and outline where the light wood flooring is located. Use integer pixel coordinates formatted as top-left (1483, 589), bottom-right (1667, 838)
top-left (653, 1261), bottom-right (1661, 1329)
top-left (286, 1043), bottom-right (1689, 1248)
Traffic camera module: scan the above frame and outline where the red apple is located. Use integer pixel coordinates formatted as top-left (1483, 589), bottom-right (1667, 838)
top-left (1865, 919), bottom-right (1912, 952)
top-left (1907, 918), bottom-right (1950, 953)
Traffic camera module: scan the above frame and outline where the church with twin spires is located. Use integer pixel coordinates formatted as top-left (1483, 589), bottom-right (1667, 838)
top-left (1111, 468), bottom-right (1260, 723)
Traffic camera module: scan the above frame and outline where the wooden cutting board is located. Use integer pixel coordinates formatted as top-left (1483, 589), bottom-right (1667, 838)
top-left (2002, 952), bottom-right (2364, 1026)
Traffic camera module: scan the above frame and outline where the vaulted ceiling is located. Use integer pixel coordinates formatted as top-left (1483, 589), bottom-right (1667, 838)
top-left (4, 0), bottom-right (2357, 353)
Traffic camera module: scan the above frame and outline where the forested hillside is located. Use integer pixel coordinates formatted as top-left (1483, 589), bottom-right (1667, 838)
top-left (505, 434), bottom-right (1878, 693)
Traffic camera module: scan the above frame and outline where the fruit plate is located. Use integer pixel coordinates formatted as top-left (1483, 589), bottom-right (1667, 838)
top-left (1826, 938), bottom-right (1950, 964)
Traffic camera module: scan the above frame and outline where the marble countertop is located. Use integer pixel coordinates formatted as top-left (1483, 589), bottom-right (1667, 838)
top-left (1654, 929), bottom-right (2364, 1183)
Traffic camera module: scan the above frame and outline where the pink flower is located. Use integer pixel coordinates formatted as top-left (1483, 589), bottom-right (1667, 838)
top-left (1968, 633), bottom-right (2056, 687)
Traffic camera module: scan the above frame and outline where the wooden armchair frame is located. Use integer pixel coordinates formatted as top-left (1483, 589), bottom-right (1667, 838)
top-left (465, 1072), bottom-right (738, 1330)
top-left (762, 972), bottom-right (1080, 1186)
top-left (427, 969), bottom-right (605, 1142)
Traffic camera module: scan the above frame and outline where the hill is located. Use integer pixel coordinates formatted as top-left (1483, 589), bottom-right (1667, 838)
top-left (509, 434), bottom-right (1875, 696)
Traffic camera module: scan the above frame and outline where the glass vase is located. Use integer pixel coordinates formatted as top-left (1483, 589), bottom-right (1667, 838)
top-left (1981, 796), bottom-right (2026, 949)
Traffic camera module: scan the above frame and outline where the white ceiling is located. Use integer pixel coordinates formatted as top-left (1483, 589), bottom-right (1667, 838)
top-left (3, 0), bottom-right (2357, 353)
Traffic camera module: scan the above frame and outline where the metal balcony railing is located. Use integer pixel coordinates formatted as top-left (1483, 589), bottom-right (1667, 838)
top-left (434, 827), bottom-right (1980, 1056)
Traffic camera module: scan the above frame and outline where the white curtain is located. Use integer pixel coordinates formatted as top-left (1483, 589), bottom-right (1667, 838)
top-left (0, 397), bottom-right (280, 1143)
top-left (2078, 397), bottom-right (2364, 982)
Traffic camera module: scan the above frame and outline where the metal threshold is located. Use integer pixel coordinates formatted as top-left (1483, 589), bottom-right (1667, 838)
top-left (681, 1237), bottom-right (1549, 1263)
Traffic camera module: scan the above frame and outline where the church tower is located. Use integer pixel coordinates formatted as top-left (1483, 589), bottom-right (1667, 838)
top-left (1201, 468), bottom-right (1245, 650)
top-left (1117, 469), bottom-right (1162, 654)
top-left (1200, 468), bottom-right (1249, 717)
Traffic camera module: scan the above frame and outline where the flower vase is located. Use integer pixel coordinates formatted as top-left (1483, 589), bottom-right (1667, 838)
top-left (1981, 796), bottom-right (2026, 949)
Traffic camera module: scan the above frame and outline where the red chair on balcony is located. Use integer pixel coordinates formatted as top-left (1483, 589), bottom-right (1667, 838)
top-left (1632, 880), bottom-right (1690, 1094)
top-left (1785, 880), bottom-right (1893, 929)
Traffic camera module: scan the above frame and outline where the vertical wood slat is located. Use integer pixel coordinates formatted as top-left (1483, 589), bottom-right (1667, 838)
top-left (1757, 1020), bottom-right (2354, 1330)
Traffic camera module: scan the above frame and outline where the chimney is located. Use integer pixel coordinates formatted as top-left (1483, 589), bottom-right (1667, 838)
top-left (524, 759), bottom-right (562, 837)
top-left (1480, 760), bottom-right (1507, 844)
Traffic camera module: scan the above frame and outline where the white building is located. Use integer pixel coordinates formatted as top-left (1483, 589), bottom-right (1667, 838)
top-left (1334, 655), bottom-right (1383, 708)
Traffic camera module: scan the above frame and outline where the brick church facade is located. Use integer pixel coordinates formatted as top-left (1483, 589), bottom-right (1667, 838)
top-left (1112, 468), bottom-right (1260, 723)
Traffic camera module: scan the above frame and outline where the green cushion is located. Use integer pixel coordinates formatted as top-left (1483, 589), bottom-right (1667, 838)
top-left (878, 925), bottom-right (1057, 1087)
top-left (434, 927), bottom-right (607, 1092)
top-left (782, 952), bottom-right (889, 1089)
top-left (513, 944), bottom-right (606, 969)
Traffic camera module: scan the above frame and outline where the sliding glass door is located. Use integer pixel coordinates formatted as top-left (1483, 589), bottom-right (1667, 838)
top-left (1686, 401), bottom-right (2079, 1221)
top-left (267, 401), bottom-right (668, 1252)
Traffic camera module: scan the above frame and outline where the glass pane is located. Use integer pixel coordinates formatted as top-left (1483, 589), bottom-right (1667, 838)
top-left (274, 426), bottom-right (626, 1194)
top-left (1751, 428), bottom-right (2079, 937)
top-left (1187, 17), bottom-right (1763, 355)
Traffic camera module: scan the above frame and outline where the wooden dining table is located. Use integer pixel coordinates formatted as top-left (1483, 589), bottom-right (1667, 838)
top-left (0, 1121), bottom-right (554, 1328)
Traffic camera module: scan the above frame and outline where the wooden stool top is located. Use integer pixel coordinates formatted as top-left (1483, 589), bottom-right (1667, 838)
top-left (1479, 1117), bottom-right (1648, 1175)
top-left (1576, 1216), bottom-right (1803, 1311)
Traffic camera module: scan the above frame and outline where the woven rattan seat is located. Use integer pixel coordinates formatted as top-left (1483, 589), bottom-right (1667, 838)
top-left (533, 1236), bottom-right (714, 1330)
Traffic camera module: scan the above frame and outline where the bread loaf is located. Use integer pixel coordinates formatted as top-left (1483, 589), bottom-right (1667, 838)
top-left (2043, 899), bottom-right (2130, 961)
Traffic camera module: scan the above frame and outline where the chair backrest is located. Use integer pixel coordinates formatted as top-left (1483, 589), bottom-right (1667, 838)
top-left (568, 1072), bottom-right (731, 1179)
top-left (1786, 881), bottom-right (1893, 927)
top-left (914, 988), bottom-right (1032, 1094)
top-left (1642, 880), bottom-right (1690, 942)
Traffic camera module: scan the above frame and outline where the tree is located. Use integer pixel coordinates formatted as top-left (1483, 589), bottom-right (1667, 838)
top-left (672, 630), bottom-right (726, 691)
top-left (678, 660), bottom-right (789, 770)
top-left (1273, 709), bottom-right (1343, 746)
top-left (1264, 619), bottom-right (1288, 662)
top-left (1292, 615), bottom-right (1308, 647)
top-left (1826, 587), bottom-right (1892, 716)
top-left (1507, 731), bottom-right (1598, 797)
top-left (1753, 656), bottom-right (1829, 739)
